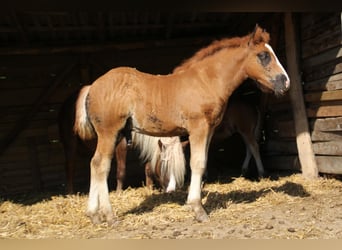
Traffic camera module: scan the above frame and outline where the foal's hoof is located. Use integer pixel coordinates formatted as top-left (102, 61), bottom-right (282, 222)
top-left (195, 212), bottom-right (209, 222)
top-left (88, 214), bottom-right (102, 225)
top-left (87, 212), bottom-right (119, 226)
top-left (188, 202), bottom-right (210, 223)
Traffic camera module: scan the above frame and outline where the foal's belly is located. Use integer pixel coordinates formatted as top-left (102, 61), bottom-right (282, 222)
top-left (131, 115), bottom-right (187, 137)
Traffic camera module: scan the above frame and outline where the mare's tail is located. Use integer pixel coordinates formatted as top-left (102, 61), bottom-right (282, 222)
top-left (132, 132), bottom-right (186, 190)
top-left (73, 85), bottom-right (96, 140)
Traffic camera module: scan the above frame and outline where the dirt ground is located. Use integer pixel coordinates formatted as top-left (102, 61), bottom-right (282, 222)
top-left (1, 172), bottom-right (342, 239)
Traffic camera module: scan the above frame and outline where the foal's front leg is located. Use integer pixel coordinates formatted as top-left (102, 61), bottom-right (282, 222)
top-left (87, 135), bottom-right (117, 225)
top-left (187, 129), bottom-right (212, 222)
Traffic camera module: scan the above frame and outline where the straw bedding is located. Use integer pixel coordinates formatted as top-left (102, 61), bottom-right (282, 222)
top-left (1, 174), bottom-right (342, 239)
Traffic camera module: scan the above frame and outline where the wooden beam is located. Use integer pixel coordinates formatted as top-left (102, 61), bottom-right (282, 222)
top-left (313, 141), bottom-right (342, 155)
top-left (304, 73), bottom-right (342, 91)
top-left (304, 90), bottom-right (342, 103)
top-left (0, 37), bottom-right (214, 56)
top-left (316, 156), bottom-right (342, 174)
top-left (27, 137), bottom-right (42, 192)
top-left (284, 13), bottom-right (318, 178)
top-left (263, 155), bottom-right (301, 171)
top-left (310, 117), bottom-right (342, 131)
top-left (311, 131), bottom-right (342, 141)
top-left (307, 105), bottom-right (342, 118)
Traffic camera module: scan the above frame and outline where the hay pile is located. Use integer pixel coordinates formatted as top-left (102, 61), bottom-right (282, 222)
top-left (1, 174), bottom-right (342, 239)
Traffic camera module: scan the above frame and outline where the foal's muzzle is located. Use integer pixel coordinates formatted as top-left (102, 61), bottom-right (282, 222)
top-left (272, 73), bottom-right (290, 95)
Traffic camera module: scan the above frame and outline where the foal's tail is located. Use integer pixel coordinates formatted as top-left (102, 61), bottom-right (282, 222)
top-left (132, 132), bottom-right (186, 190)
top-left (73, 85), bottom-right (96, 140)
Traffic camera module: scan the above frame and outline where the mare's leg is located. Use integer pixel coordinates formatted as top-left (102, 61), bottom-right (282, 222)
top-left (87, 133), bottom-right (117, 225)
top-left (187, 127), bottom-right (213, 222)
top-left (242, 135), bottom-right (264, 177)
top-left (248, 141), bottom-right (264, 177)
top-left (241, 143), bottom-right (252, 176)
top-left (144, 162), bottom-right (154, 189)
top-left (115, 137), bottom-right (127, 192)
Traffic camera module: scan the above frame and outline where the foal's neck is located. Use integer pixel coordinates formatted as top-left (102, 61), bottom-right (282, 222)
top-left (205, 47), bottom-right (249, 101)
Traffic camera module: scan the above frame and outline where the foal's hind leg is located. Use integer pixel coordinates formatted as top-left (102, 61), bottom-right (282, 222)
top-left (87, 134), bottom-right (117, 225)
top-left (115, 137), bottom-right (127, 192)
top-left (187, 127), bottom-right (213, 222)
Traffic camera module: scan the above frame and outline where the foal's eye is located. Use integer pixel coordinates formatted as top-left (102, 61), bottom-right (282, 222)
top-left (257, 51), bottom-right (271, 67)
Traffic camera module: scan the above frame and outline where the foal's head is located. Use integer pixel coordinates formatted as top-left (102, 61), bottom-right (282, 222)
top-left (244, 25), bottom-right (290, 96)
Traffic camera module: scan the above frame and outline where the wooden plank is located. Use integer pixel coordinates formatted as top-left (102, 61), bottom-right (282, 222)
top-left (304, 73), bottom-right (342, 91)
top-left (301, 13), bottom-right (340, 40)
top-left (316, 156), bottom-right (342, 174)
top-left (303, 60), bottom-right (342, 83)
top-left (285, 12), bottom-right (318, 178)
top-left (300, 13), bottom-right (337, 32)
top-left (0, 36), bottom-right (214, 56)
top-left (304, 90), bottom-right (342, 102)
top-left (263, 155), bottom-right (301, 171)
top-left (313, 141), bottom-right (342, 155)
top-left (262, 140), bottom-right (297, 155)
top-left (302, 47), bottom-right (342, 69)
top-left (27, 137), bottom-right (42, 192)
top-left (0, 88), bottom-right (42, 107)
top-left (311, 131), bottom-right (342, 141)
top-left (306, 105), bottom-right (342, 118)
top-left (301, 29), bottom-right (341, 59)
top-left (268, 120), bottom-right (296, 139)
top-left (0, 63), bottom-right (76, 155)
top-left (310, 117), bottom-right (342, 131)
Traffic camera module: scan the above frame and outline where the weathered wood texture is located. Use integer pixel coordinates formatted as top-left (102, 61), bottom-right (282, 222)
top-left (302, 12), bottom-right (342, 174)
top-left (284, 12), bottom-right (318, 178)
top-left (262, 12), bottom-right (342, 175)
top-left (0, 46), bottom-right (200, 196)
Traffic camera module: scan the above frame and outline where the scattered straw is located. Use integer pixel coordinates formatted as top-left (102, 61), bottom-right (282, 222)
top-left (1, 174), bottom-right (341, 239)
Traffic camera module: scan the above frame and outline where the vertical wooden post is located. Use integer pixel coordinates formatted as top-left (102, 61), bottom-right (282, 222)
top-left (284, 12), bottom-right (318, 179)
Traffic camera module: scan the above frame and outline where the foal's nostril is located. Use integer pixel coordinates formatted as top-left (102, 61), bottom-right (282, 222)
top-left (277, 74), bottom-right (290, 89)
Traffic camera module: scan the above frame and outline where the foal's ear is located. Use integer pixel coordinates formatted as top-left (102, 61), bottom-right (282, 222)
top-left (248, 24), bottom-right (270, 46)
top-left (248, 24), bottom-right (259, 46)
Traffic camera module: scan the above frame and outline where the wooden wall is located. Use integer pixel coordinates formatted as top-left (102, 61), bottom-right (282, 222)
top-left (262, 12), bottom-right (342, 174)
top-left (0, 46), bottom-right (198, 196)
top-left (301, 13), bottom-right (342, 174)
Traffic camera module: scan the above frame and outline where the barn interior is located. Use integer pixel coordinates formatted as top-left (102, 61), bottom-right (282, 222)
top-left (0, 7), bottom-right (341, 196)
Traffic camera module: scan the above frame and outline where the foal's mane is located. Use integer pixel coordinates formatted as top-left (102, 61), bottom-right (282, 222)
top-left (174, 26), bottom-right (270, 72)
